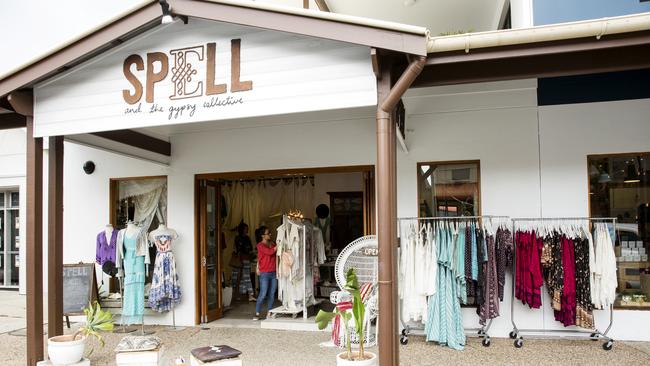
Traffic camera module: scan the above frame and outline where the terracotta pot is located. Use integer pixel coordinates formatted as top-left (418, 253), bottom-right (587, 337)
top-left (47, 335), bottom-right (86, 365)
top-left (336, 351), bottom-right (377, 366)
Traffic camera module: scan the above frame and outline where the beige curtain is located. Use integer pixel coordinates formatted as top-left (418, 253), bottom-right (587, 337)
top-left (222, 178), bottom-right (314, 233)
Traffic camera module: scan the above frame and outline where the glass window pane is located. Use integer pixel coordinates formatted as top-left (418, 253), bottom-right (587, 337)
top-left (0, 211), bottom-right (4, 252)
top-left (10, 192), bottom-right (18, 208)
top-left (418, 162), bottom-right (480, 217)
top-left (10, 253), bottom-right (18, 286)
top-left (588, 153), bottom-right (649, 309)
top-left (0, 192), bottom-right (4, 208)
top-left (0, 253), bottom-right (4, 285)
top-left (9, 210), bottom-right (19, 251)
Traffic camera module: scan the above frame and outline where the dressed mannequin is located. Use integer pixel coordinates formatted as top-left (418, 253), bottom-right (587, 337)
top-left (148, 224), bottom-right (179, 252)
top-left (148, 223), bottom-right (182, 313)
top-left (96, 224), bottom-right (118, 266)
top-left (117, 222), bottom-right (147, 325)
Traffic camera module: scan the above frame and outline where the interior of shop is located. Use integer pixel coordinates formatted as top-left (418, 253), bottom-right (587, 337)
top-left (196, 168), bottom-right (374, 325)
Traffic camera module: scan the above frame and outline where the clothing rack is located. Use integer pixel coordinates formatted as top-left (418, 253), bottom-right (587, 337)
top-left (268, 214), bottom-right (316, 320)
top-left (397, 215), bottom-right (511, 348)
top-left (509, 217), bottom-right (617, 351)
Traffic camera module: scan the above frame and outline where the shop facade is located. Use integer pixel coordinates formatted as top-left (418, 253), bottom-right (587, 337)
top-left (1, 1), bottom-right (650, 365)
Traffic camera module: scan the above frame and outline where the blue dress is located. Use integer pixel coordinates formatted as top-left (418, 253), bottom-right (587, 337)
top-left (122, 234), bottom-right (145, 325)
top-left (425, 224), bottom-right (466, 350)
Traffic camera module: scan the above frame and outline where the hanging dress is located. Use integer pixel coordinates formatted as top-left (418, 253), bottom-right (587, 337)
top-left (148, 234), bottom-right (182, 312)
top-left (425, 224), bottom-right (465, 350)
top-left (122, 232), bottom-right (146, 325)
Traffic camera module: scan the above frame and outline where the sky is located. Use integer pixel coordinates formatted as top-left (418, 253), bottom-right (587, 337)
top-left (0, 0), bottom-right (148, 75)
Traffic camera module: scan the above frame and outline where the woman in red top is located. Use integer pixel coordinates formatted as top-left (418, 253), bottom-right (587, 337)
top-left (254, 226), bottom-right (277, 320)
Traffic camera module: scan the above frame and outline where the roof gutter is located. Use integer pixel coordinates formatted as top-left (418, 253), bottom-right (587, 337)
top-left (427, 12), bottom-right (650, 53)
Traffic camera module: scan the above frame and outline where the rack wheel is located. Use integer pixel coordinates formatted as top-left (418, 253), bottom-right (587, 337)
top-left (400, 335), bottom-right (408, 345)
top-left (478, 329), bottom-right (485, 336)
top-left (482, 337), bottom-right (491, 347)
top-left (514, 338), bottom-right (523, 348)
top-left (590, 332), bottom-right (598, 341)
top-left (602, 341), bottom-right (613, 351)
top-left (509, 331), bottom-right (517, 339)
top-left (401, 329), bottom-right (407, 336)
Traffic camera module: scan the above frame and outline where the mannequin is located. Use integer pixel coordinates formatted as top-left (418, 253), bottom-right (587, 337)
top-left (125, 221), bottom-right (140, 238)
top-left (96, 224), bottom-right (118, 266)
top-left (149, 223), bottom-right (179, 252)
top-left (148, 222), bottom-right (182, 313)
top-left (117, 221), bottom-right (147, 325)
top-left (104, 224), bottom-right (114, 241)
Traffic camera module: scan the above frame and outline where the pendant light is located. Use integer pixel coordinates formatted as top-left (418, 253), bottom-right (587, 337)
top-left (624, 163), bottom-right (640, 183)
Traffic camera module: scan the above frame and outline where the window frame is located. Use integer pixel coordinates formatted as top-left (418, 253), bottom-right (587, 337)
top-left (587, 151), bottom-right (650, 310)
top-left (108, 175), bottom-right (168, 292)
top-left (0, 188), bottom-right (20, 289)
top-left (416, 160), bottom-right (482, 218)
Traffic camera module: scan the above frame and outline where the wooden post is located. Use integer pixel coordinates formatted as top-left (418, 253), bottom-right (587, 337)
top-left (26, 117), bottom-right (44, 365)
top-left (48, 136), bottom-right (64, 337)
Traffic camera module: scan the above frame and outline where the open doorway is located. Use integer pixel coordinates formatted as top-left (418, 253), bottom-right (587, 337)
top-left (195, 166), bottom-right (375, 325)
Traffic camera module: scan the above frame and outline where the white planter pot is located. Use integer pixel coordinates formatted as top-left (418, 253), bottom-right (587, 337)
top-left (336, 351), bottom-right (377, 366)
top-left (47, 335), bottom-right (87, 365)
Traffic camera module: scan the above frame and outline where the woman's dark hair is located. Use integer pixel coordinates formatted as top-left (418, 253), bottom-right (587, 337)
top-left (255, 225), bottom-right (268, 243)
top-left (237, 221), bottom-right (249, 236)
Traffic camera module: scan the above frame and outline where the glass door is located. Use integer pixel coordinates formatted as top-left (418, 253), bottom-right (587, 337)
top-left (0, 190), bottom-right (20, 288)
top-left (199, 180), bottom-right (222, 322)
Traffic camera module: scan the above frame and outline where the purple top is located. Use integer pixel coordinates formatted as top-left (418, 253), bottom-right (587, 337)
top-left (96, 229), bottom-right (118, 265)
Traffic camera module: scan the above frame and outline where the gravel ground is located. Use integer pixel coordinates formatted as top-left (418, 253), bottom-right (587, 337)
top-left (1, 325), bottom-right (649, 366)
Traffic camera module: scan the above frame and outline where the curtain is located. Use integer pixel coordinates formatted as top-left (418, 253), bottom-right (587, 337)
top-left (119, 178), bottom-right (167, 238)
top-left (119, 178), bottom-right (166, 199)
top-left (222, 178), bottom-right (315, 234)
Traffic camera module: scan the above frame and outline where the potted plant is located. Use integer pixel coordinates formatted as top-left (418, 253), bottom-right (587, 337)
top-left (47, 301), bottom-right (114, 365)
top-left (316, 268), bottom-right (377, 366)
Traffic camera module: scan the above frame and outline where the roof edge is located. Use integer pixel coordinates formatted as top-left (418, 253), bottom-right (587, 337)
top-left (198, 0), bottom-right (429, 36)
top-left (427, 11), bottom-right (650, 53)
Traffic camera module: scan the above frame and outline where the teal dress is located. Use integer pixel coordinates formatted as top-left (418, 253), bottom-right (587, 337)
top-left (122, 234), bottom-right (145, 325)
top-left (425, 224), bottom-right (466, 350)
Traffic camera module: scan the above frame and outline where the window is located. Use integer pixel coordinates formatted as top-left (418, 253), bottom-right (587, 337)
top-left (417, 161), bottom-right (480, 217)
top-left (588, 153), bottom-right (650, 309)
top-left (0, 189), bottom-right (20, 288)
top-left (109, 177), bottom-right (167, 287)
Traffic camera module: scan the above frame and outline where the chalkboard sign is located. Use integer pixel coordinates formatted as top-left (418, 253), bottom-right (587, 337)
top-left (63, 263), bottom-right (98, 316)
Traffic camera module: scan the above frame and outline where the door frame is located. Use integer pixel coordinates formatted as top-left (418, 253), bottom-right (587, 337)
top-left (194, 164), bottom-right (375, 325)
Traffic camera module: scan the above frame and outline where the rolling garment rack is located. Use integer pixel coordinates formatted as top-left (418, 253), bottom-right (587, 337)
top-left (268, 214), bottom-right (318, 320)
top-left (509, 217), bottom-right (617, 351)
top-left (397, 215), bottom-right (511, 348)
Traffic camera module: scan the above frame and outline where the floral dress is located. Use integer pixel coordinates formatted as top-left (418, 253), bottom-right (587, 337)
top-left (148, 234), bottom-right (182, 312)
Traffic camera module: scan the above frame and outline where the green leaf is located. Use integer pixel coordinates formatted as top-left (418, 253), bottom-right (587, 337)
top-left (344, 268), bottom-right (360, 294)
top-left (315, 309), bottom-right (337, 330)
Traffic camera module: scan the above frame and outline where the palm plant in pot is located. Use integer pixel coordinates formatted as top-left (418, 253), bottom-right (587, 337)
top-left (316, 268), bottom-right (377, 366)
top-left (47, 301), bottom-right (114, 365)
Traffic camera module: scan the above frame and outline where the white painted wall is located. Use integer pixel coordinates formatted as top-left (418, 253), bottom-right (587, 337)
top-left (538, 99), bottom-right (650, 340)
top-left (9, 80), bottom-right (650, 340)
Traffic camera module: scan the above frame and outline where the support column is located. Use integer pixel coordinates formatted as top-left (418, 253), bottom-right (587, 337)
top-left (48, 136), bottom-right (64, 337)
top-left (376, 65), bottom-right (398, 366)
top-left (26, 117), bottom-right (44, 365)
